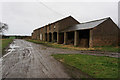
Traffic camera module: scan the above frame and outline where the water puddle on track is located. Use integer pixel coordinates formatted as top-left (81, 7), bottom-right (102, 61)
top-left (0, 41), bottom-right (20, 62)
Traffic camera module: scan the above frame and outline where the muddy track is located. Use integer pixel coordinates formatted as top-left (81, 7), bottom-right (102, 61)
top-left (0, 39), bottom-right (119, 78)
top-left (1, 39), bottom-right (70, 78)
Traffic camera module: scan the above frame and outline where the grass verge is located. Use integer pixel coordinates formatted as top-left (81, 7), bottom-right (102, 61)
top-left (26, 40), bottom-right (96, 51)
top-left (27, 39), bottom-right (120, 52)
top-left (52, 54), bottom-right (119, 78)
top-left (1, 39), bottom-right (13, 56)
top-left (94, 46), bottom-right (120, 53)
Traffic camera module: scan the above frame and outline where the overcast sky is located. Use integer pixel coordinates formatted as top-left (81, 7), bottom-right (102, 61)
top-left (0, 0), bottom-right (119, 36)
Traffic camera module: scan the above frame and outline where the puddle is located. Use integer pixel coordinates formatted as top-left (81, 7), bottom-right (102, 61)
top-left (2, 42), bottom-right (20, 59)
top-left (0, 42), bottom-right (20, 71)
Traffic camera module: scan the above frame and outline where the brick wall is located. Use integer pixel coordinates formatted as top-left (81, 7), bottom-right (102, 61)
top-left (33, 30), bottom-right (37, 40)
top-left (32, 16), bottom-right (80, 41)
top-left (118, 29), bottom-right (120, 45)
top-left (37, 29), bottom-right (40, 40)
top-left (91, 18), bottom-right (119, 47)
top-left (58, 16), bottom-right (80, 32)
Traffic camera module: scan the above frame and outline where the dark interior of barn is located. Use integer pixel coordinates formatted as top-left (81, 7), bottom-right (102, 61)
top-left (53, 32), bottom-right (57, 42)
top-left (78, 29), bottom-right (90, 47)
top-left (45, 33), bottom-right (47, 41)
top-left (67, 31), bottom-right (74, 45)
top-left (49, 33), bottom-right (52, 42)
top-left (59, 33), bottom-right (64, 44)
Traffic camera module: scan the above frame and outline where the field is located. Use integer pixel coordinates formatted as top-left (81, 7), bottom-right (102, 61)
top-left (52, 54), bottom-right (119, 78)
top-left (27, 39), bottom-right (120, 52)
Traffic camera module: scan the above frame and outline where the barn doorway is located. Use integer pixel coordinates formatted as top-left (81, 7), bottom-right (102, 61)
top-left (45, 33), bottom-right (47, 41)
top-left (79, 29), bottom-right (90, 47)
top-left (53, 32), bottom-right (57, 42)
top-left (49, 33), bottom-right (52, 42)
top-left (67, 31), bottom-right (74, 45)
top-left (59, 33), bottom-right (64, 44)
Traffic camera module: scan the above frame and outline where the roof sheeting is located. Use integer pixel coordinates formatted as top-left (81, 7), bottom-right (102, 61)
top-left (62, 17), bottom-right (109, 32)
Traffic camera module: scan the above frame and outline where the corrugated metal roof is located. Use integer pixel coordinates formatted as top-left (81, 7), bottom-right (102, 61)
top-left (62, 17), bottom-right (109, 32)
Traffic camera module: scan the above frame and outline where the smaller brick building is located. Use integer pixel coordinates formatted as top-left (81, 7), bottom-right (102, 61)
top-left (32, 16), bottom-right (119, 47)
top-left (62, 17), bottom-right (119, 47)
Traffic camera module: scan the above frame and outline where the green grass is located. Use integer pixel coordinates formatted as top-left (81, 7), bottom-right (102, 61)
top-left (9, 36), bottom-right (16, 39)
top-left (52, 54), bottom-right (119, 78)
top-left (1, 39), bottom-right (13, 56)
top-left (94, 46), bottom-right (120, 52)
top-left (27, 39), bottom-right (120, 52)
top-left (2, 39), bottom-right (13, 49)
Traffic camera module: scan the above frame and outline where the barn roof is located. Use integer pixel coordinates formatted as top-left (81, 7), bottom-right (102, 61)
top-left (62, 17), bottom-right (110, 32)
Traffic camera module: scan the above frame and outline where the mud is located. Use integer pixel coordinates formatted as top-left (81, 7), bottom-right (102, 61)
top-left (1, 40), bottom-right (70, 78)
top-left (0, 39), bottom-right (119, 79)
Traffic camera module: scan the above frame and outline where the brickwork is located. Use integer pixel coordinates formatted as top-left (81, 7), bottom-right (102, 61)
top-left (31, 16), bottom-right (119, 48)
top-left (58, 16), bottom-right (80, 31)
top-left (118, 29), bottom-right (120, 45)
top-left (74, 31), bottom-right (79, 46)
top-left (91, 18), bottom-right (119, 47)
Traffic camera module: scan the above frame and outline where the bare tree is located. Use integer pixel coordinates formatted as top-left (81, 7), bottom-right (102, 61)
top-left (0, 22), bottom-right (8, 35)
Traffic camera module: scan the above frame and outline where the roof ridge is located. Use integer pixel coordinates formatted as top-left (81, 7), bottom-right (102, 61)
top-left (80, 17), bottom-right (110, 24)
top-left (33, 16), bottom-right (73, 31)
top-left (62, 17), bottom-right (111, 32)
top-left (49, 15), bottom-right (73, 24)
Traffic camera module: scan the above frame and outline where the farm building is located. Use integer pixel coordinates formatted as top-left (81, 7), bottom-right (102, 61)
top-left (32, 16), bottom-right (119, 47)
top-left (32, 16), bottom-right (80, 42)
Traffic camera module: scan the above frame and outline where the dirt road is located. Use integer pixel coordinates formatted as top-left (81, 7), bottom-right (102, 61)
top-left (0, 39), bottom-right (118, 79)
top-left (1, 39), bottom-right (70, 78)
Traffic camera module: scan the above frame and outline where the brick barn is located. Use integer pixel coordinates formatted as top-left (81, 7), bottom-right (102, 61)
top-left (32, 16), bottom-right (119, 48)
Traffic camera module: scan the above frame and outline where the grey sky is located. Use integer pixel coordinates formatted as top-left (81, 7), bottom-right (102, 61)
top-left (1, 0), bottom-right (119, 36)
